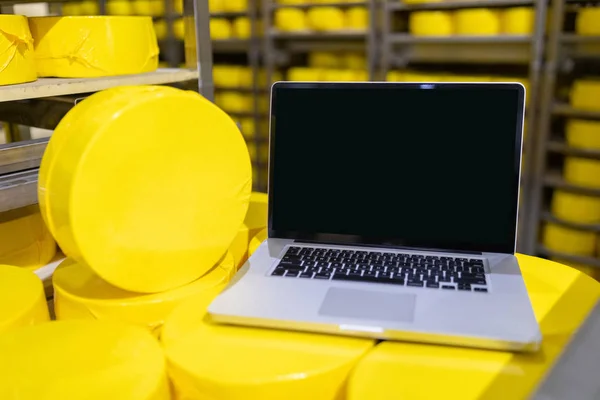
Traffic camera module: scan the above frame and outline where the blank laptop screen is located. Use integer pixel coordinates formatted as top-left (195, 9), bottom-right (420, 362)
top-left (268, 82), bottom-right (524, 254)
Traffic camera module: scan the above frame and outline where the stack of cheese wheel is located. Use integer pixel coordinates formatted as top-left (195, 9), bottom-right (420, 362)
top-left (0, 320), bottom-right (170, 400)
top-left (38, 85), bottom-right (251, 295)
top-left (307, 7), bottom-right (345, 31)
top-left (161, 295), bottom-right (374, 400)
top-left (409, 12), bottom-right (453, 36)
top-left (567, 120), bottom-right (600, 150)
top-left (455, 9), bottom-right (501, 35)
top-left (0, 15), bottom-right (37, 85)
top-left (0, 265), bottom-right (49, 334)
top-left (53, 253), bottom-right (236, 336)
top-left (229, 192), bottom-right (268, 267)
top-left (29, 16), bottom-right (158, 78)
top-left (0, 206), bottom-right (56, 271)
top-left (501, 7), bottom-right (535, 34)
top-left (275, 9), bottom-right (308, 31)
top-left (577, 7), bottom-right (600, 35)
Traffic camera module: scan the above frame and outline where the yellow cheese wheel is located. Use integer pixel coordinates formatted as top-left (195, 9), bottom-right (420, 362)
top-left (38, 85), bottom-right (251, 293)
top-left (239, 117), bottom-right (255, 138)
top-left (543, 223), bottom-right (596, 256)
top-left (275, 9), bottom-right (308, 31)
top-left (444, 74), bottom-right (491, 82)
top-left (576, 8), bottom-right (600, 36)
top-left (551, 190), bottom-right (600, 224)
top-left (214, 64), bottom-right (241, 87)
top-left (209, 0), bottom-right (226, 12)
top-left (248, 227), bottom-right (267, 257)
top-left (229, 192), bottom-right (268, 267)
top-left (0, 15), bottom-right (37, 86)
top-left (287, 67), bottom-right (324, 81)
top-left (173, 0), bottom-right (183, 13)
top-left (61, 2), bottom-right (82, 15)
top-left (344, 52), bottom-right (367, 69)
top-left (53, 252), bottom-right (235, 336)
top-left (211, 18), bottom-right (233, 39)
top-left (564, 157), bottom-right (600, 189)
top-left (174, 17), bottom-right (185, 39)
top-left (386, 70), bottom-right (404, 81)
top-left (0, 320), bottom-right (169, 400)
top-left (455, 9), bottom-right (501, 35)
top-left (132, 0), bottom-right (165, 16)
top-left (153, 20), bottom-right (167, 40)
top-left (247, 141), bottom-right (269, 164)
top-left (345, 7), bottom-right (368, 30)
top-left (322, 68), bottom-right (362, 81)
top-left (501, 7), bottom-right (535, 34)
top-left (233, 17), bottom-right (251, 38)
top-left (258, 68), bottom-right (284, 86)
top-left (276, 0), bottom-right (307, 4)
top-left (0, 265), bottom-right (49, 334)
top-left (566, 119), bottom-right (600, 150)
top-left (217, 91), bottom-right (253, 113)
top-left (79, 0), bottom-right (100, 14)
top-left (107, 0), bottom-right (133, 15)
top-left (409, 11), bottom-right (453, 36)
top-left (307, 8), bottom-right (345, 31)
top-left (308, 52), bottom-right (342, 68)
top-left (162, 296), bottom-right (374, 400)
top-left (402, 71), bottom-right (444, 82)
top-left (29, 16), bottom-right (158, 78)
top-left (403, 0), bottom-right (442, 4)
top-left (0, 207), bottom-right (56, 271)
top-left (571, 80), bottom-right (600, 111)
top-left (224, 0), bottom-right (248, 12)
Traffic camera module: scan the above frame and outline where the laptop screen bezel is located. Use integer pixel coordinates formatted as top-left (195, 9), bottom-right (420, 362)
top-left (266, 81), bottom-right (525, 255)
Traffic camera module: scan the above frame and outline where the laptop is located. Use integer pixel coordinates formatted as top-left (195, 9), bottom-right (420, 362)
top-left (209, 81), bottom-right (542, 352)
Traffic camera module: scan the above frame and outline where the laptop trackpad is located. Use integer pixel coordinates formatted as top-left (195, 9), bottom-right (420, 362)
top-left (318, 287), bottom-right (416, 322)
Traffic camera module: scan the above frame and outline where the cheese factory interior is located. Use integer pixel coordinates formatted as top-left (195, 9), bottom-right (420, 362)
top-left (2, 0), bottom-right (600, 398)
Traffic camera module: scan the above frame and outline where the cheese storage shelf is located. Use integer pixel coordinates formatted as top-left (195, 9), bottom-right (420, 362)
top-left (553, 103), bottom-right (600, 120)
top-left (537, 246), bottom-right (600, 268)
top-left (544, 171), bottom-right (600, 198)
top-left (272, 1), bottom-right (367, 9)
top-left (388, 0), bottom-right (534, 11)
top-left (546, 140), bottom-right (600, 160)
top-left (541, 211), bottom-right (600, 233)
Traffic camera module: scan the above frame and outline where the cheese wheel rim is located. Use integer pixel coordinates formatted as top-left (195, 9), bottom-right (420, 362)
top-left (0, 15), bottom-right (37, 86)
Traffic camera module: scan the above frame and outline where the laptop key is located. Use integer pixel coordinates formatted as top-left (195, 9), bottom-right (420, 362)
top-left (285, 271), bottom-right (299, 277)
top-left (272, 268), bottom-right (286, 276)
top-left (299, 272), bottom-right (313, 278)
top-left (474, 288), bottom-right (488, 292)
top-left (426, 282), bottom-right (440, 289)
top-left (441, 285), bottom-right (455, 290)
top-left (407, 281), bottom-right (424, 287)
top-left (458, 285), bottom-right (471, 291)
top-left (314, 273), bottom-right (331, 279)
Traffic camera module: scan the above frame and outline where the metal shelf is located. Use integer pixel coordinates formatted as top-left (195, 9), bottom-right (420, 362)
top-left (553, 103), bottom-right (600, 120)
top-left (389, 0), bottom-right (534, 11)
top-left (270, 29), bottom-right (368, 39)
top-left (547, 140), bottom-right (600, 160)
top-left (541, 211), bottom-right (600, 232)
top-left (0, 170), bottom-right (39, 214)
top-left (537, 246), bottom-right (600, 268)
top-left (544, 171), bottom-right (600, 197)
top-left (0, 139), bottom-right (48, 176)
top-left (212, 39), bottom-right (252, 52)
top-left (0, 68), bottom-right (199, 103)
top-left (388, 34), bottom-right (531, 44)
top-left (272, 1), bottom-right (366, 8)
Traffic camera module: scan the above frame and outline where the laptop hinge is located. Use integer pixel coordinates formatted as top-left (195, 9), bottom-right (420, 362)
top-left (294, 240), bottom-right (482, 255)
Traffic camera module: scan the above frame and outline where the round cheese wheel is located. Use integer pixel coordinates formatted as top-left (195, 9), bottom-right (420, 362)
top-left (409, 11), bottom-right (453, 36)
top-left (132, 0), bottom-right (165, 16)
top-left (173, 0), bottom-right (183, 13)
top-left (543, 223), bottom-right (596, 256)
top-left (0, 265), bottom-right (49, 334)
top-left (386, 70), bottom-right (404, 82)
top-left (38, 85), bottom-right (251, 293)
top-left (53, 252), bottom-right (235, 336)
top-left (174, 18), bottom-right (185, 39)
top-left (576, 8), bottom-right (600, 36)
top-left (566, 120), bottom-right (600, 150)
top-left (209, 0), bottom-right (226, 12)
top-left (248, 227), bottom-right (267, 257)
top-left (29, 16), bottom-right (158, 78)
top-left (217, 91), bottom-right (253, 113)
top-left (287, 67), bottom-right (324, 81)
top-left (107, 0), bottom-right (134, 15)
top-left (233, 17), bottom-right (251, 38)
top-left (0, 207), bottom-right (56, 270)
top-left (0, 15), bottom-right (37, 86)
top-left (224, 0), bottom-right (248, 12)
top-left (229, 192), bottom-right (268, 267)
top-left (501, 7), bottom-right (535, 34)
top-left (213, 65), bottom-right (243, 88)
top-left (239, 117), bottom-right (255, 138)
top-left (345, 7), bottom-right (368, 30)
top-left (402, 71), bottom-right (445, 82)
top-left (563, 157), bottom-right (600, 189)
top-left (455, 9), bottom-right (501, 35)
top-left (247, 142), bottom-right (269, 164)
top-left (0, 320), bottom-right (169, 400)
top-left (551, 190), bottom-right (600, 224)
top-left (321, 68), bottom-right (358, 81)
top-left (153, 20), bottom-right (167, 40)
top-left (275, 9), bottom-right (308, 31)
top-left (79, 0), bottom-right (100, 14)
top-left (162, 295), bottom-right (374, 400)
top-left (571, 80), bottom-right (600, 111)
top-left (308, 52), bottom-right (342, 68)
top-left (211, 18), bottom-right (233, 39)
top-left (307, 8), bottom-right (345, 31)
top-left (344, 52), bottom-right (367, 69)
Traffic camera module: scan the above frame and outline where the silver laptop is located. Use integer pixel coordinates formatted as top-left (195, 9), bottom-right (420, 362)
top-left (209, 82), bottom-right (541, 352)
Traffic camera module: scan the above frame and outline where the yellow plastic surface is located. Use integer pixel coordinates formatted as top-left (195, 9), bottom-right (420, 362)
top-left (0, 207), bottom-right (56, 270)
top-left (275, 9), bottom-right (308, 31)
top-left (501, 7), bottom-right (535, 34)
top-left (29, 16), bottom-right (158, 78)
top-left (162, 296), bottom-right (374, 400)
top-left (551, 190), bottom-right (600, 224)
top-left (571, 79), bottom-right (600, 111)
top-left (211, 18), bottom-right (233, 39)
top-left (132, 0), bottom-right (165, 16)
top-left (0, 15), bottom-right (37, 86)
top-left (345, 7), bottom-right (368, 30)
top-left (455, 9), bottom-right (501, 35)
top-left (38, 85), bottom-right (251, 293)
top-left (248, 227), bottom-right (267, 257)
top-left (233, 17), bottom-right (251, 38)
top-left (224, 0), bottom-right (248, 12)
top-left (308, 51), bottom-right (342, 68)
top-left (348, 254), bottom-right (600, 400)
top-left (409, 11), bottom-right (453, 36)
top-left (576, 8), bottom-right (600, 35)
top-left (344, 52), bottom-right (366, 69)
top-left (0, 265), bottom-right (49, 334)
top-left (229, 192), bottom-right (268, 267)
top-left (53, 252), bottom-right (235, 336)
top-left (567, 119), bottom-right (600, 150)
top-left (307, 8), bottom-right (345, 31)
top-left (564, 157), bottom-right (600, 188)
top-left (0, 320), bottom-right (170, 400)
top-left (543, 223), bottom-right (596, 256)
top-left (287, 67), bottom-right (324, 81)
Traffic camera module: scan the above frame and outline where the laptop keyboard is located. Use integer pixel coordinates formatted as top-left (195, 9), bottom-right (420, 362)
top-left (271, 246), bottom-right (488, 292)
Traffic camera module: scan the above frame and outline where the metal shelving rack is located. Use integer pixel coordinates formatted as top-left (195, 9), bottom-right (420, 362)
top-left (525, 0), bottom-right (600, 264)
top-left (381, 0), bottom-right (548, 250)
top-left (0, 0), bottom-right (213, 214)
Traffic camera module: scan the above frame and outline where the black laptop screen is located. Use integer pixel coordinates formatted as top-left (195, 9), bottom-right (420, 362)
top-left (268, 82), bottom-right (524, 254)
